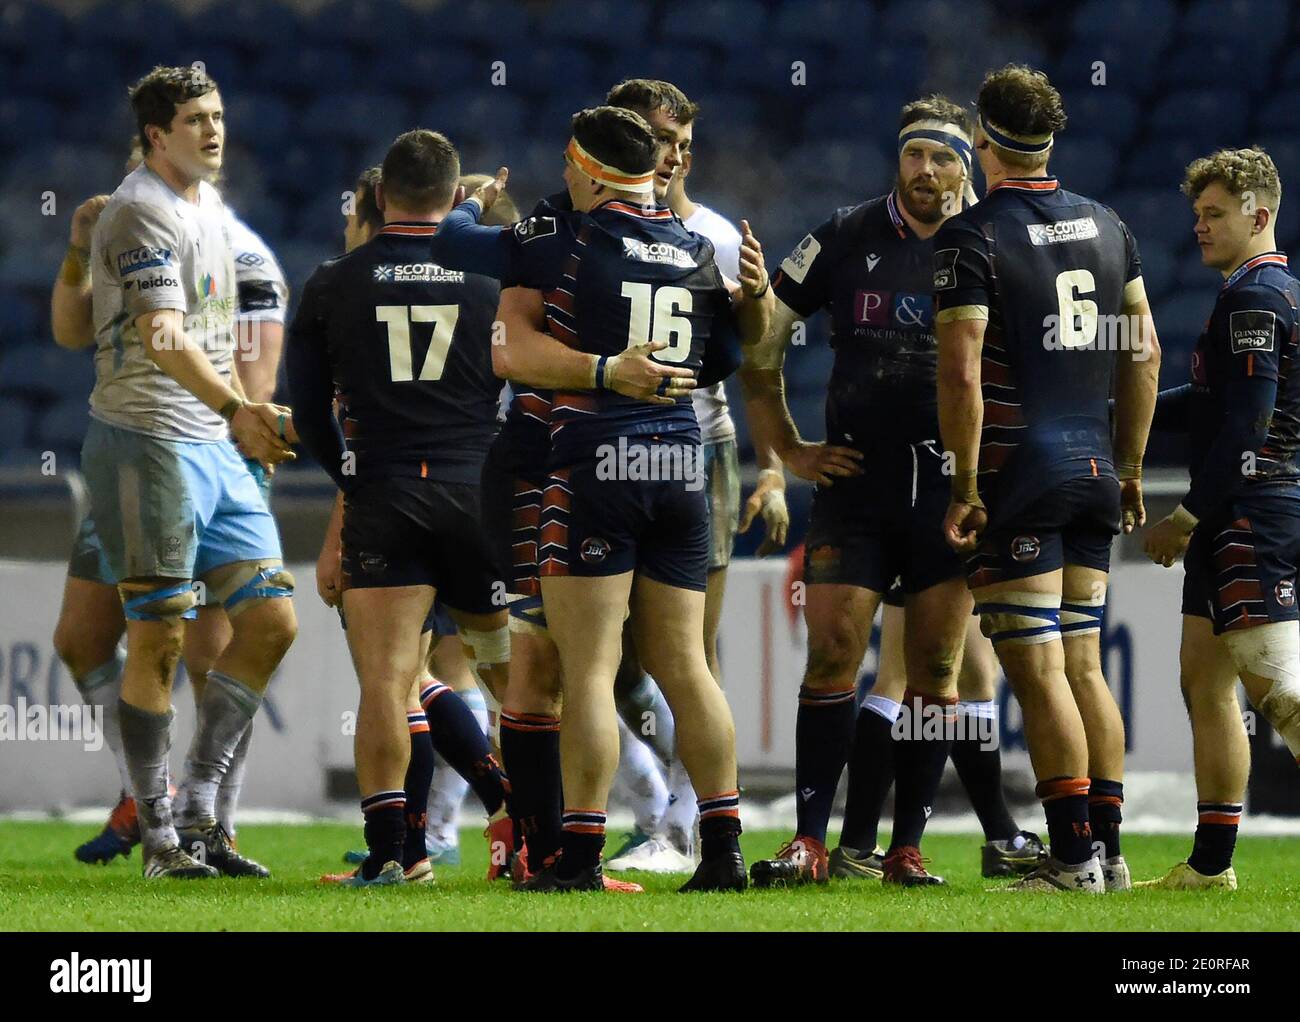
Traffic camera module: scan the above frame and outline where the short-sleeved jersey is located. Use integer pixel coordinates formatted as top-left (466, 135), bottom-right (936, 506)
top-left (89, 165), bottom-right (237, 441)
top-left (932, 177), bottom-right (1144, 517)
top-left (773, 192), bottom-right (943, 456)
top-left (686, 204), bottom-right (741, 443)
top-left (1188, 253), bottom-right (1300, 513)
top-left (290, 222), bottom-right (500, 484)
top-left (224, 208), bottom-right (289, 324)
top-left (494, 199), bottom-right (735, 465)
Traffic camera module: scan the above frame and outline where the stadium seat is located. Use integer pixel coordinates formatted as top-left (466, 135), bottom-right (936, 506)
top-left (1182, 0), bottom-right (1289, 46)
top-left (1175, 252), bottom-right (1222, 293)
top-left (263, 142), bottom-right (350, 200)
top-left (1110, 189), bottom-right (1196, 250)
top-left (0, 345), bottom-right (95, 403)
top-left (35, 398), bottom-right (90, 453)
top-left (1070, 0), bottom-right (1175, 57)
top-left (1049, 40), bottom-right (1159, 97)
top-left (301, 92), bottom-right (413, 146)
top-left (0, 98), bottom-right (59, 148)
top-left (358, 48), bottom-right (484, 103)
top-left (770, 0), bottom-right (874, 49)
top-left (538, 0), bottom-right (650, 44)
top-left (300, 0), bottom-right (414, 45)
top-left (1050, 142), bottom-right (1118, 198)
top-left (252, 46), bottom-right (358, 96)
top-left (1155, 288), bottom-right (1214, 348)
top-left (1160, 39), bottom-right (1273, 95)
top-left (0, 399), bottom-right (34, 449)
top-left (1254, 92), bottom-right (1300, 133)
top-left (832, 44), bottom-right (925, 95)
top-left (444, 93), bottom-right (530, 148)
top-left (0, 288), bottom-right (41, 342)
top-left (1120, 136), bottom-right (1222, 192)
top-left (1136, 241), bottom-right (1177, 301)
top-left (72, 0), bottom-right (181, 51)
top-left (1147, 90), bottom-right (1251, 142)
top-left (609, 45), bottom-right (714, 98)
top-left (1058, 91), bottom-right (1139, 146)
top-left (14, 46), bottom-right (127, 102)
top-left (0, 2), bottom-right (68, 56)
top-left (431, 1), bottom-right (534, 46)
top-left (804, 90), bottom-right (907, 140)
top-left (880, 0), bottom-right (992, 45)
top-left (184, 0), bottom-right (303, 50)
top-left (662, 0), bottom-right (768, 49)
top-left (222, 93), bottom-right (294, 152)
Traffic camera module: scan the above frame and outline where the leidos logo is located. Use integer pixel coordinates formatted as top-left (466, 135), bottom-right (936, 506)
top-left (50, 954), bottom-right (152, 1002)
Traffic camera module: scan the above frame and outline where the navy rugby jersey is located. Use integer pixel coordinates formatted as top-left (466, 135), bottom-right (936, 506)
top-left (286, 221), bottom-right (500, 489)
top-left (434, 197), bottom-right (739, 466)
top-left (773, 191), bottom-right (943, 453)
top-left (1182, 251), bottom-right (1300, 520)
top-left (932, 176), bottom-right (1143, 517)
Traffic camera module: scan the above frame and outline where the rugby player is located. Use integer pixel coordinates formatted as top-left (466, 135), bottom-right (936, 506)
top-left (433, 106), bottom-right (770, 891)
top-left (82, 66), bottom-right (298, 879)
top-left (309, 164), bottom-right (517, 883)
top-left (1138, 148), bottom-right (1300, 890)
top-left (934, 65), bottom-right (1159, 893)
top-left (602, 79), bottom-right (789, 874)
top-left (742, 95), bottom-right (980, 887)
top-left (52, 132), bottom-right (292, 864)
top-left (288, 131), bottom-right (522, 885)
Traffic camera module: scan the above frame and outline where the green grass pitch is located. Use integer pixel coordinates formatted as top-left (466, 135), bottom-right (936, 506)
top-left (2, 822), bottom-right (1297, 931)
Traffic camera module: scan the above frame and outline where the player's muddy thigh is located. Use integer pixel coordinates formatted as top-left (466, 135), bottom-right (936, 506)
top-left (447, 608), bottom-right (510, 702)
top-left (1061, 565), bottom-right (1124, 781)
top-left (541, 572), bottom-right (634, 807)
top-left (804, 583), bottom-right (881, 692)
top-left (53, 577), bottom-right (124, 680)
top-left (630, 574), bottom-right (737, 799)
top-left (1181, 614), bottom-right (1249, 804)
top-left (342, 584), bottom-right (432, 794)
top-left (957, 615), bottom-right (1000, 702)
top-left (903, 576), bottom-right (969, 699)
top-left (973, 569), bottom-right (1088, 781)
top-left (506, 628), bottom-right (563, 718)
top-left (871, 602), bottom-right (908, 702)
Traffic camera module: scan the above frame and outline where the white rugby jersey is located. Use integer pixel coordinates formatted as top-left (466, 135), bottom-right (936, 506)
top-left (89, 165), bottom-right (236, 441)
top-left (224, 206), bottom-right (288, 324)
top-left (685, 203), bottom-right (739, 444)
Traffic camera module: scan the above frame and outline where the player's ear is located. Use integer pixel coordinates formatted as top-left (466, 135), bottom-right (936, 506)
top-left (374, 181), bottom-right (386, 212)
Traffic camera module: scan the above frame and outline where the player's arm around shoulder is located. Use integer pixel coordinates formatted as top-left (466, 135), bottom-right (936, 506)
top-left (492, 286), bottom-right (695, 403)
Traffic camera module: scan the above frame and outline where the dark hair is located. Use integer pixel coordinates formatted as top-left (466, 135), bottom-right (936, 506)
top-left (977, 65), bottom-right (1066, 168)
top-left (129, 65), bottom-right (219, 155)
top-left (459, 173), bottom-right (519, 226)
top-left (355, 166), bottom-right (384, 232)
top-left (606, 78), bottom-right (700, 124)
top-left (380, 129), bottom-right (460, 211)
top-left (570, 107), bottom-right (658, 181)
top-left (899, 93), bottom-right (971, 136)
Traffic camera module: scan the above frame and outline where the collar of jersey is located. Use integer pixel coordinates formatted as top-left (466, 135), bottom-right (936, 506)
top-left (988, 176), bottom-right (1060, 194)
top-left (1222, 250), bottom-right (1288, 290)
top-left (593, 199), bottom-right (674, 220)
top-left (886, 190), bottom-right (910, 239)
top-left (378, 221), bottom-right (440, 236)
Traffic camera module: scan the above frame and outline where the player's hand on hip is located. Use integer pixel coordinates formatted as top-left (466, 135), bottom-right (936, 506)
top-left (230, 403), bottom-right (295, 468)
top-left (70, 195), bottom-right (110, 249)
top-left (1119, 478), bottom-right (1145, 534)
top-left (943, 500), bottom-right (987, 553)
top-left (607, 340), bottom-right (696, 404)
top-left (739, 469), bottom-right (789, 555)
top-left (738, 219), bottom-right (769, 298)
top-left (783, 440), bottom-right (863, 487)
top-left (1143, 515), bottom-right (1191, 568)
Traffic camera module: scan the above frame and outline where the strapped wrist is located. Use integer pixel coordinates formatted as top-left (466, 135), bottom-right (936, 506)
top-left (219, 397), bottom-right (245, 422)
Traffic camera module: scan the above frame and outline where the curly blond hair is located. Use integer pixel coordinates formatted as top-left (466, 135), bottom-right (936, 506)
top-left (1182, 146), bottom-right (1281, 211)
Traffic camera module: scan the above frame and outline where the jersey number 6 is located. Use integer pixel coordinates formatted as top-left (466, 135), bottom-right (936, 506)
top-left (621, 282), bottom-right (693, 363)
top-left (375, 304), bottom-right (461, 382)
top-left (1054, 269), bottom-right (1099, 349)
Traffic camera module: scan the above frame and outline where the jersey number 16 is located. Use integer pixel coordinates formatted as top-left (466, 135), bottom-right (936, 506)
top-left (621, 282), bottom-right (693, 363)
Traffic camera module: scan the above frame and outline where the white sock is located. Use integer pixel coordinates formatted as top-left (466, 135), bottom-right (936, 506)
top-left (427, 752), bottom-right (469, 847)
top-left (662, 756), bottom-right (697, 854)
top-left (74, 651), bottom-right (130, 794)
top-left (614, 716), bottom-right (668, 834)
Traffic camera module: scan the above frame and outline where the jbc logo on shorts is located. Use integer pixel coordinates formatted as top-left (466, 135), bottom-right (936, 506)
top-left (1011, 535), bottom-right (1041, 563)
top-left (580, 537), bottom-right (610, 564)
top-left (1277, 579), bottom-right (1296, 608)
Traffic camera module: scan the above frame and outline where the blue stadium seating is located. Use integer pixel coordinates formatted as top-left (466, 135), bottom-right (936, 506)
top-left (36, 398), bottom-right (91, 452)
top-left (0, 399), bottom-right (35, 450)
top-left (3, 0), bottom-right (1297, 477)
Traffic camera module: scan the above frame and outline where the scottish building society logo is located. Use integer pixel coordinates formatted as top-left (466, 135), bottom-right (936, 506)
top-left (373, 263), bottom-right (464, 283)
top-left (622, 237), bottom-right (695, 268)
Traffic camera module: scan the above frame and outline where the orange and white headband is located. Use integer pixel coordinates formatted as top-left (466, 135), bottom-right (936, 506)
top-left (565, 136), bottom-right (655, 196)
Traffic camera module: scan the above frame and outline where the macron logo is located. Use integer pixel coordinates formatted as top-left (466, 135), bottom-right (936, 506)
top-left (50, 954), bottom-right (151, 1003)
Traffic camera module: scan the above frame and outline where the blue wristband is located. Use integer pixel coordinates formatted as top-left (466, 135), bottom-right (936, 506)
top-left (595, 355), bottom-right (609, 390)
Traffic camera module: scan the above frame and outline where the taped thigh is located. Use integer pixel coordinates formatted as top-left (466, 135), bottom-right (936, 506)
top-left (118, 579), bottom-right (199, 622)
top-left (1220, 620), bottom-right (1300, 757)
top-left (976, 591), bottom-right (1061, 647)
top-left (205, 560), bottom-right (295, 618)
